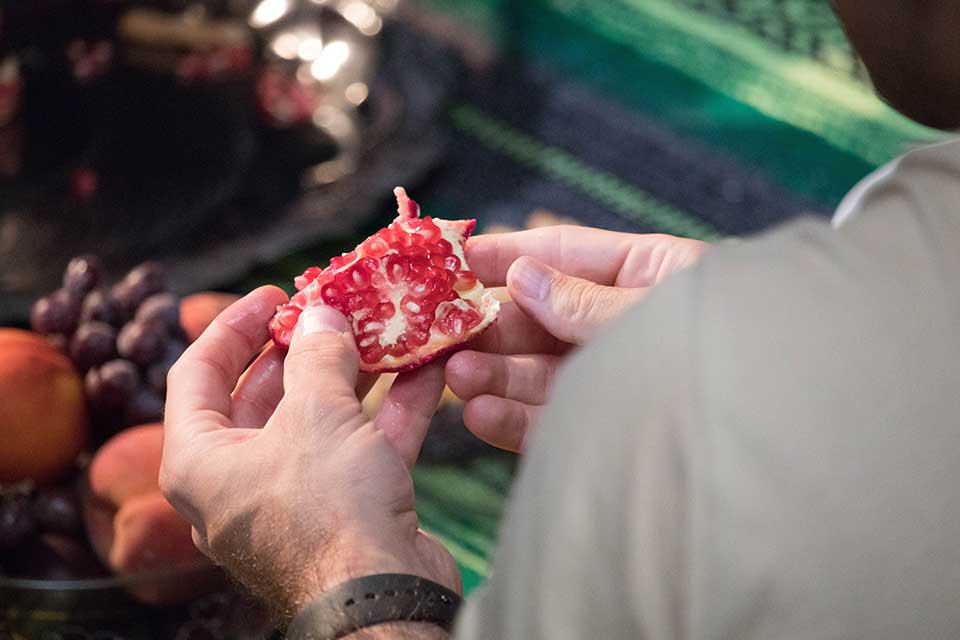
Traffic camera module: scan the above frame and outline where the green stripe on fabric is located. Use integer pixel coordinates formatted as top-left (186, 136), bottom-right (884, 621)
top-left (417, 522), bottom-right (490, 593)
top-left (416, 498), bottom-right (498, 557)
top-left (591, 0), bottom-right (941, 166)
top-left (450, 104), bottom-right (723, 240)
top-left (510, 2), bottom-right (874, 204)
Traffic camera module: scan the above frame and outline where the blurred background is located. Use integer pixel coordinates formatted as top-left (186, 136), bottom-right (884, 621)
top-left (0, 0), bottom-right (945, 638)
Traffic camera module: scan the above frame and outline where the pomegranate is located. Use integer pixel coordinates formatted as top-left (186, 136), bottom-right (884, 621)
top-left (270, 187), bottom-right (500, 373)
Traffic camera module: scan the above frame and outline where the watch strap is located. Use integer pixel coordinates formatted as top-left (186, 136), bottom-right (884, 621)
top-left (286, 574), bottom-right (462, 640)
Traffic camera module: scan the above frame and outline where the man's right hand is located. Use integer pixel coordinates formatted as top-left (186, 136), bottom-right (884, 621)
top-left (447, 226), bottom-right (708, 452)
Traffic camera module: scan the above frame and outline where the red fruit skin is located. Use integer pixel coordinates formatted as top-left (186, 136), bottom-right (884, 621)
top-left (269, 188), bottom-right (499, 373)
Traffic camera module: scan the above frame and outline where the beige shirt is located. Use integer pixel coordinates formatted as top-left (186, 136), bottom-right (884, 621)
top-left (454, 138), bottom-right (960, 639)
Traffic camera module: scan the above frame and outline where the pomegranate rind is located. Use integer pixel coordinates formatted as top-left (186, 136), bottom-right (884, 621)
top-left (269, 188), bottom-right (501, 373)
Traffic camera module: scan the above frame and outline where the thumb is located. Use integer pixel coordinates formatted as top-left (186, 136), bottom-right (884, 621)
top-left (507, 256), bottom-right (643, 345)
top-left (281, 305), bottom-right (362, 421)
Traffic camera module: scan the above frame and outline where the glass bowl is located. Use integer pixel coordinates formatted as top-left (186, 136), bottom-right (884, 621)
top-left (0, 563), bottom-right (277, 639)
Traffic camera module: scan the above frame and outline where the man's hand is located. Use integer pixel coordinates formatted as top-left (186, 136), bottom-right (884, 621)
top-left (447, 226), bottom-right (708, 452)
top-left (160, 287), bottom-right (460, 622)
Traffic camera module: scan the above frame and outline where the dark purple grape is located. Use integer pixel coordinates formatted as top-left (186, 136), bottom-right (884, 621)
top-left (30, 288), bottom-right (80, 335)
top-left (112, 261), bottom-right (166, 314)
top-left (69, 321), bottom-right (117, 371)
top-left (124, 387), bottom-right (165, 426)
top-left (0, 494), bottom-right (36, 551)
top-left (136, 293), bottom-right (180, 332)
top-left (127, 261), bottom-right (166, 290)
top-left (86, 359), bottom-right (139, 411)
top-left (117, 321), bottom-right (166, 366)
top-left (80, 287), bottom-right (126, 326)
top-left (146, 340), bottom-right (186, 395)
top-left (63, 254), bottom-right (104, 295)
top-left (33, 488), bottom-right (82, 537)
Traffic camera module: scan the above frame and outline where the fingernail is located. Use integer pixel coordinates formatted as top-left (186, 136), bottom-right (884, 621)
top-left (298, 306), bottom-right (351, 336)
top-left (511, 258), bottom-right (552, 302)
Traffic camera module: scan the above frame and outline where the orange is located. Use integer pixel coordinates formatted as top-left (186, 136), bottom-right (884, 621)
top-left (0, 328), bottom-right (88, 484)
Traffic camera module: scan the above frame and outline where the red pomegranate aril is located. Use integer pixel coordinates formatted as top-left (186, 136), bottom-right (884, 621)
top-left (385, 256), bottom-right (407, 284)
top-left (358, 334), bottom-right (381, 350)
top-left (359, 317), bottom-right (386, 335)
top-left (443, 255), bottom-right (461, 271)
top-left (269, 187), bottom-right (500, 372)
top-left (364, 238), bottom-right (389, 257)
top-left (333, 251), bottom-right (359, 269)
top-left (295, 267), bottom-right (323, 291)
top-left (400, 296), bottom-right (436, 317)
top-left (291, 291), bottom-right (308, 307)
top-left (361, 344), bottom-right (385, 364)
top-left (321, 284), bottom-right (342, 304)
top-left (407, 313), bottom-right (434, 331)
top-left (406, 329), bottom-right (431, 347)
top-left (387, 340), bottom-right (409, 358)
top-left (455, 271), bottom-right (479, 292)
top-left (347, 267), bottom-right (372, 290)
top-left (374, 302), bottom-right (396, 319)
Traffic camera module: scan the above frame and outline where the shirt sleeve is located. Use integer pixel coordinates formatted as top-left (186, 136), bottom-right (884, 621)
top-left (452, 270), bottom-right (704, 640)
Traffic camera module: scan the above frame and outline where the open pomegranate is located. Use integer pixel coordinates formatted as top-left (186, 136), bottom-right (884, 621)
top-left (269, 188), bottom-right (500, 373)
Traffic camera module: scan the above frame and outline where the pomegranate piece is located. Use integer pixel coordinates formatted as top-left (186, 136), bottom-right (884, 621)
top-left (270, 188), bottom-right (500, 373)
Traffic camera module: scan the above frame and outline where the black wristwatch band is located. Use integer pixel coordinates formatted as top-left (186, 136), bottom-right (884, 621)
top-left (285, 574), bottom-right (462, 640)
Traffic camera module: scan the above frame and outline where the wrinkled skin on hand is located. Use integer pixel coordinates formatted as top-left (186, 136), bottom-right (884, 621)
top-left (160, 287), bottom-right (459, 620)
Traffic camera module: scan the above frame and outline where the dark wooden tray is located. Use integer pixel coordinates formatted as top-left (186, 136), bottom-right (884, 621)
top-left (0, 24), bottom-right (459, 323)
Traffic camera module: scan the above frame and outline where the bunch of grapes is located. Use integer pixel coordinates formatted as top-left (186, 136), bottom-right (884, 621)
top-left (30, 256), bottom-right (186, 431)
top-left (0, 483), bottom-right (84, 554)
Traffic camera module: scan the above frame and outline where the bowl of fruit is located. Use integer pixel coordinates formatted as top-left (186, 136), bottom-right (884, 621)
top-left (0, 256), bottom-right (278, 639)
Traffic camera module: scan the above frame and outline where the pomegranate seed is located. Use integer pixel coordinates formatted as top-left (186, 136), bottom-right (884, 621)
top-left (361, 344), bottom-right (386, 364)
top-left (321, 283), bottom-right (341, 303)
top-left (443, 255), bottom-right (461, 271)
top-left (374, 302), bottom-right (396, 319)
top-left (365, 237), bottom-right (390, 257)
top-left (404, 244), bottom-right (429, 259)
top-left (386, 256), bottom-right (408, 284)
top-left (359, 317), bottom-right (386, 334)
top-left (388, 341), bottom-right (408, 358)
top-left (407, 313), bottom-right (434, 330)
top-left (408, 279), bottom-right (435, 299)
top-left (348, 266), bottom-right (372, 290)
top-left (455, 270), bottom-right (479, 292)
top-left (358, 334), bottom-right (380, 349)
top-left (436, 239), bottom-right (453, 254)
top-left (295, 267), bottom-right (323, 290)
top-left (401, 297), bottom-right (423, 315)
top-left (329, 251), bottom-right (358, 271)
top-left (406, 329), bottom-right (431, 347)
top-left (345, 294), bottom-right (365, 313)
